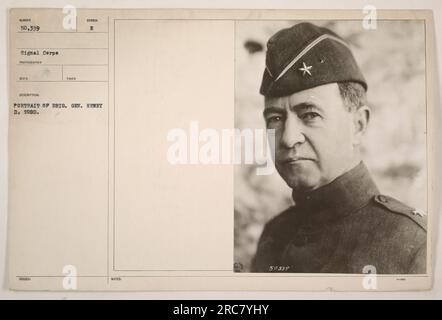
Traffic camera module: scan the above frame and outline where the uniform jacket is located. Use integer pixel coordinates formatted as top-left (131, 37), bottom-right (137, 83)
top-left (251, 162), bottom-right (427, 274)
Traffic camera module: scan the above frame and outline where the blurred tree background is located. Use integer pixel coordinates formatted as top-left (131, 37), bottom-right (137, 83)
top-left (234, 20), bottom-right (427, 272)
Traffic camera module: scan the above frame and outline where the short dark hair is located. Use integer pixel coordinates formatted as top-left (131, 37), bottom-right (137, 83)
top-left (338, 82), bottom-right (367, 112)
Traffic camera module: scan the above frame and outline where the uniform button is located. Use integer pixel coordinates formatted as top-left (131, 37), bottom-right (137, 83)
top-left (377, 195), bottom-right (388, 203)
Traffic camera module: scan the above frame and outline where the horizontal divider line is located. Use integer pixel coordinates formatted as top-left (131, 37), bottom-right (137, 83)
top-left (16, 80), bottom-right (108, 82)
top-left (16, 47), bottom-right (109, 50)
top-left (16, 64), bottom-right (109, 66)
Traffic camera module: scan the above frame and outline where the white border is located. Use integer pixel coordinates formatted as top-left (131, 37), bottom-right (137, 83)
top-left (1, 0), bottom-right (441, 299)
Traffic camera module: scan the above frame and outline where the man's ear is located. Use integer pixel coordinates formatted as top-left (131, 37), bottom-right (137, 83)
top-left (352, 105), bottom-right (370, 145)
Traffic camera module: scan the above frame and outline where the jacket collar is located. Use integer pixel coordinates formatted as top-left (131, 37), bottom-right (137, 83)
top-left (291, 162), bottom-right (379, 223)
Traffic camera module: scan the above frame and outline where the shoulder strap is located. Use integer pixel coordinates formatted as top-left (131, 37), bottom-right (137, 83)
top-left (373, 195), bottom-right (427, 232)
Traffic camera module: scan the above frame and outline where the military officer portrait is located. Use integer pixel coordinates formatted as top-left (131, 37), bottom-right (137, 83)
top-left (234, 21), bottom-right (428, 274)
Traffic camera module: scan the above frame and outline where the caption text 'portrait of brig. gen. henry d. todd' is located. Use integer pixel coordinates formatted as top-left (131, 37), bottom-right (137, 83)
top-left (250, 22), bottom-right (427, 274)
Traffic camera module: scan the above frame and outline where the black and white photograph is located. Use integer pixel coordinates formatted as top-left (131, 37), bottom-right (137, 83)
top-left (234, 20), bottom-right (429, 274)
top-left (5, 7), bottom-right (437, 293)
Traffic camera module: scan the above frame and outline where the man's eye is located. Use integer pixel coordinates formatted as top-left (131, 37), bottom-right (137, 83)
top-left (266, 116), bottom-right (282, 124)
top-left (300, 112), bottom-right (321, 121)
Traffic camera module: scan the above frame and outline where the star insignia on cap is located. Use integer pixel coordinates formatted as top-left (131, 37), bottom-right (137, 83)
top-left (298, 62), bottom-right (312, 76)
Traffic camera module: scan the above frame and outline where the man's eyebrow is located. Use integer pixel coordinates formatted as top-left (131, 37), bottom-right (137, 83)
top-left (263, 102), bottom-right (323, 118)
top-left (291, 102), bottom-right (323, 113)
top-left (263, 106), bottom-right (285, 118)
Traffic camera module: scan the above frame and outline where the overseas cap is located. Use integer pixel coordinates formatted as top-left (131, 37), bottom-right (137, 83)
top-left (260, 22), bottom-right (367, 97)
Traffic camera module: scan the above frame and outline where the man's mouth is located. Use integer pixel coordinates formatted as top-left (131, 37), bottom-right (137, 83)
top-left (281, 157), bottom-right (313, 164)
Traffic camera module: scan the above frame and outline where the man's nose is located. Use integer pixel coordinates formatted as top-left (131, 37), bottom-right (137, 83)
top-left (280, 115), bottom-right (305, 149)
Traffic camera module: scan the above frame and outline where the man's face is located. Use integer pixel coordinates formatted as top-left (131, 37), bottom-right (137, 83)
top-left (264, 83), bottom-right (360, 192)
